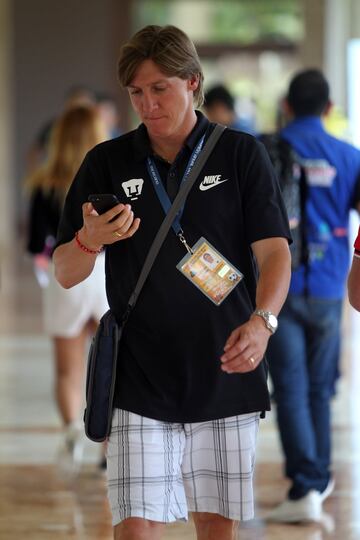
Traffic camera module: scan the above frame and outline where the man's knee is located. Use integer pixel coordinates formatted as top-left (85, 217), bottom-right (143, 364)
top-left (193, 512), bottom-right (236, 539)
top-left (114, 517), bottom-right (164, 540)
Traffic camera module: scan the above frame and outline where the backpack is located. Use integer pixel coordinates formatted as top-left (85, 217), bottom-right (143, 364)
top-left (259, 133), bottom-right (308, 270)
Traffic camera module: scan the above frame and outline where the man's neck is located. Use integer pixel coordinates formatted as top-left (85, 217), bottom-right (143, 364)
top-left (151, 141), bottom-right (182, 164)
top-left (150, 111), bottom-right (197, 163)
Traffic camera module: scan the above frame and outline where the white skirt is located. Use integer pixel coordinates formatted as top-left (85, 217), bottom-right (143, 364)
top-left (43, 254), bottom-right (109, 337)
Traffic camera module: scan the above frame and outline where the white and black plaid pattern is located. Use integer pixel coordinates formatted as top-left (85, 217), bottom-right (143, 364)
top-left (107, 409), bottom-right (259, 525)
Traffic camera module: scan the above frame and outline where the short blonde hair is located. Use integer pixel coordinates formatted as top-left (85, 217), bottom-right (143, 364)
top-left (118, 25), bottom-right (204, 107)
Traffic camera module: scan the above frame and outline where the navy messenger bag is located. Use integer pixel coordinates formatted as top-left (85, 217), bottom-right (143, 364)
top-left (84, 310), bottom-right (120, 442)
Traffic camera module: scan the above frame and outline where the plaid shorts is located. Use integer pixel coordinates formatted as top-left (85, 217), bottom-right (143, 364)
top-left (107, 409), bottom-right (260, 525)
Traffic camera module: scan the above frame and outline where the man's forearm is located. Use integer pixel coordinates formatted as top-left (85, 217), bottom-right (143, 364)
top-left (348, 257), bottom-right (360, 311)
top-left (253, 243), bottom-right (291, 315)
top-left (53, 238), bottom-right (98, 289)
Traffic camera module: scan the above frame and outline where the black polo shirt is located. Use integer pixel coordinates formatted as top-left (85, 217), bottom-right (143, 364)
top-left (57, 111), bottom-right (291, 423)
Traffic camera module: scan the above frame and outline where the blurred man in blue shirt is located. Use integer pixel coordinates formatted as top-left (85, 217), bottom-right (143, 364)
top-left (266, 69), bottom-right (360, 523)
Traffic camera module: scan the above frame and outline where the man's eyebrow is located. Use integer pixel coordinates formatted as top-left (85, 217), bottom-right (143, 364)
top-left (128, 79), bottom-right (168, 88)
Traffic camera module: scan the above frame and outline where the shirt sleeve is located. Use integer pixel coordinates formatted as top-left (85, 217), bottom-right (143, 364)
top-left (27, 188), bottom-right (61, 255)
top-left (240, 138), bottom-right (292, 246)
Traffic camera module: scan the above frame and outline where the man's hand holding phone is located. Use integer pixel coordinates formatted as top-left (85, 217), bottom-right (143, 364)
top-left (78, 194), bottom-right (141, 251)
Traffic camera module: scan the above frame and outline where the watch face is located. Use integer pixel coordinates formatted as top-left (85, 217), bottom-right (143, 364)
top-left (268, 314), bottom-right (278, 329)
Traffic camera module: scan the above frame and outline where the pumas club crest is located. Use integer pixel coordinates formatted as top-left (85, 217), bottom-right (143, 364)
top-left (121, 178), bottom-right (144, 200)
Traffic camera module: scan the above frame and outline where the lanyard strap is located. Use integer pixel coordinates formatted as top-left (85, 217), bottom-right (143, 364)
top-left (146, 134), bottom-right (205, 235)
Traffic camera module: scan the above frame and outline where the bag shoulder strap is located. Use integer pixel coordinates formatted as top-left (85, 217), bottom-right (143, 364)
top-left (123, 123), bottom-right (226, 320)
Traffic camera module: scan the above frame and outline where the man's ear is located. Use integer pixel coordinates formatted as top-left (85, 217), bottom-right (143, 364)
top-left (188, 74), bottom-right (199, 91)
top-left (323, 100), bottom-right (333, 117)
top-left (283, 98), bottom-right (293, 119)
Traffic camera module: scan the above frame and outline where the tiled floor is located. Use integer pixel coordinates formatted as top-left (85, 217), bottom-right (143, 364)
top-left (1, 247), bottom-right (360, 539)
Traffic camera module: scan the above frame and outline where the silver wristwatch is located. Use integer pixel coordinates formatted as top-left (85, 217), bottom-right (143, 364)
top-left (253, 309), bottom-right (278, 334)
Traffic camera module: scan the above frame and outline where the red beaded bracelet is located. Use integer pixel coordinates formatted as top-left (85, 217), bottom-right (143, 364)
top-left (75, 231), bottom-right (103, 254)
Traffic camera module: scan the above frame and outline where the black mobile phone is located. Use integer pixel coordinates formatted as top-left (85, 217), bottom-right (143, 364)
top-left (88, 193), bottom-right (120, 215)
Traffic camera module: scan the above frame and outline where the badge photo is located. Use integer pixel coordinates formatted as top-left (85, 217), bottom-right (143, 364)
top-left (177, 237), bottom-right (243, 306)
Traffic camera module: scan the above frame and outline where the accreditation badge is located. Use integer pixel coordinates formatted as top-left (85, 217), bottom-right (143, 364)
top-left (176, 237), bottom-right (243, 305)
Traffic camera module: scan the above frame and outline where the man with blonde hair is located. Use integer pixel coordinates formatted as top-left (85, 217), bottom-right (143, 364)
top-left (54, 25), bottom-right (291, 539)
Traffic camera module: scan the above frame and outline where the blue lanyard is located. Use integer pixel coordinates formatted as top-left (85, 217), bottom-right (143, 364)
top-left (146, 134), bottom-right (205, 238)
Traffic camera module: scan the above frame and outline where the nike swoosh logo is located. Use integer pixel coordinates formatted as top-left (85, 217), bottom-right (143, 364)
top-left (199, 178), bottom-right (229, 191)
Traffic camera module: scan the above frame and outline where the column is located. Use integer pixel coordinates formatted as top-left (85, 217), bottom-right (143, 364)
top-left (0, 0), bottom-right (15, 248)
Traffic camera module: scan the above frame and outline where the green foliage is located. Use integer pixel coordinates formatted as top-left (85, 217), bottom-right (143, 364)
top-left (133, 0), bottom-right (171, 30)
top-left (133, 0), bottom-right (304, 44)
